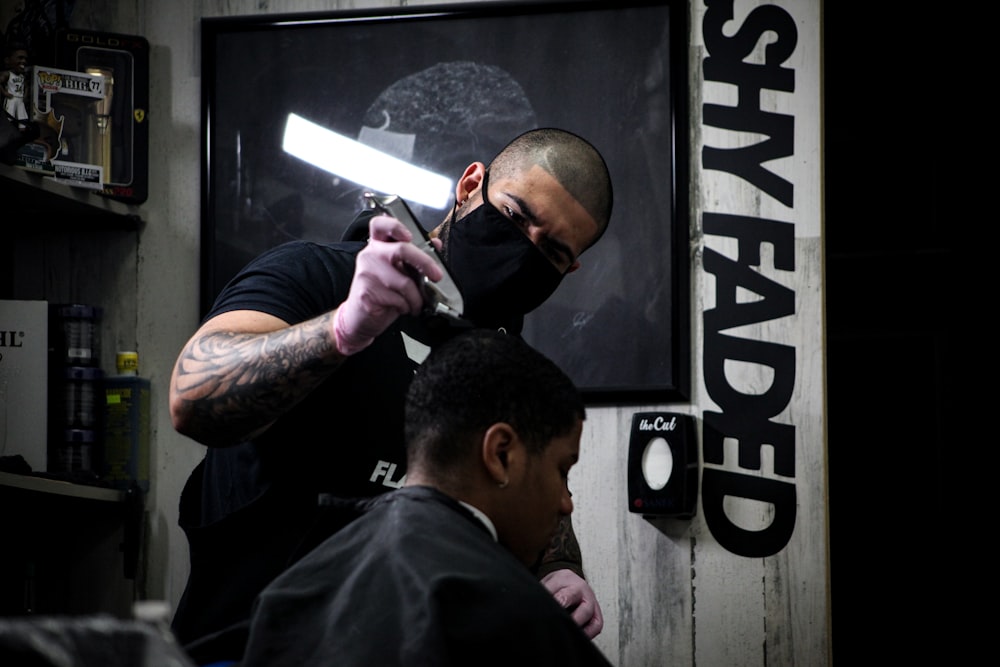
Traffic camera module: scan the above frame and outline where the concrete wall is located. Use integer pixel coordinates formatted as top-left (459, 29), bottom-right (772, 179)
top-left (4, 1), bottom-right (829, 664)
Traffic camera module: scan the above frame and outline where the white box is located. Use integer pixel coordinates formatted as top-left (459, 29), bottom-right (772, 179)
top-left (0, 300), bottom-right (48, 472)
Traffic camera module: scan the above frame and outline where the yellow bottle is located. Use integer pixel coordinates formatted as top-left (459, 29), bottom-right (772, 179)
top-left (101, 351), bottom-right (150, 491)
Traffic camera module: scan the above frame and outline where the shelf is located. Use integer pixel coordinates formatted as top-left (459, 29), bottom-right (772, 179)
top-left (0, 470), bottom-right (145, 616)
top-left (0, 163), bottom-right (143, 230)
top-left (0, 470), bottom-right (125, 503)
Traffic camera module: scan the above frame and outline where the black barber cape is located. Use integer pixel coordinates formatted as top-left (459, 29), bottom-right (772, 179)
top-left (240, 486), bottom-right (613, 667)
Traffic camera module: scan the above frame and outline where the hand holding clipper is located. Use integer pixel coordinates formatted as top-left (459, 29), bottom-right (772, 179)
top-left (333, 215), bottom-right (444, 356)
top-left (363, 192), bottom-right (466, 322)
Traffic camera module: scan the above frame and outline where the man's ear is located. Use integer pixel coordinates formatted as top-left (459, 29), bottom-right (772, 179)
top-left (481, 422), bottom-right (517, 486)
top-left (430, 162), bottom-right (486, 238)
top-left (455, 162), bottom-right (486, 205)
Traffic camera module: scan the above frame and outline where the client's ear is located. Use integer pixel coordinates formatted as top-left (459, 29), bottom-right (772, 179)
top-left (481, 422), bottom-right (516, 486)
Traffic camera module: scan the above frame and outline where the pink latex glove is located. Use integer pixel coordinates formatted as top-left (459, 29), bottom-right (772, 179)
top-left (541, 569), bottom-right (605, 639)
top-left (333, 215), bottom-right (443, 356)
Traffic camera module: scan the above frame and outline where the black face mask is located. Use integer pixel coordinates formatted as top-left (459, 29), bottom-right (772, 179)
top-left (440, 171), bottom-right (566, 331)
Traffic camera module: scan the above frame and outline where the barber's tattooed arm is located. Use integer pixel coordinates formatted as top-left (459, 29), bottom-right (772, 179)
top-left (170, 311), bottom-right (343, 447)
top-left (536, 515), bottom-right (585, 579)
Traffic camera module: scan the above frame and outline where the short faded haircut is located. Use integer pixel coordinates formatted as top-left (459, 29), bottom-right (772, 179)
top-left (405, 329), bottom-right (585, 474)
top-left (488, 127), bottom-right (613, 250)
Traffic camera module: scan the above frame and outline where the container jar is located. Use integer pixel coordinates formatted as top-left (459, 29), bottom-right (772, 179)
top-left (116, 351), bottom-right (139, 376)
top-left (52, 428), bottom-right (97, 474)
top-left (63, 366), bottom-right (104, 430)
top-left (56, 304), bottom-right (103, 367)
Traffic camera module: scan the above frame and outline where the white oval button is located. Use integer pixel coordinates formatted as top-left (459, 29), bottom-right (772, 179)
top-left (641, 437), bottom-right (673, 490)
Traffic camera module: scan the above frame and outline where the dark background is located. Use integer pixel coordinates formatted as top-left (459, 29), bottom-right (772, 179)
top-left (825, 5), bottom-right (960, 663)
top-left (4, 0), bottom-right (963, 659)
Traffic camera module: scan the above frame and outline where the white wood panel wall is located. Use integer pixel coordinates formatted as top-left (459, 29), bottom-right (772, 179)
top-left (5, 0), bottom-right (829, 664)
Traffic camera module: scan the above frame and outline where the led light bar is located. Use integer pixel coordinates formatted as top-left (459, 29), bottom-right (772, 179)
top-left (282, 112), bottom-right (453, 209)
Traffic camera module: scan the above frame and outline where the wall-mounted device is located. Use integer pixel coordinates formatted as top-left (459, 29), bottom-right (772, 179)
top-left (627, 412), bottom-right (698, 519)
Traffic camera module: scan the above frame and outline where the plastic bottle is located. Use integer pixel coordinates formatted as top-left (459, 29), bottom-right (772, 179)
top-left (101, 351), bottom-right (150, 491)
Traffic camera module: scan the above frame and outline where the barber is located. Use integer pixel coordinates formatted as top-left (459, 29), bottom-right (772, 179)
top-left (168, 127), bottom-right (614, 663)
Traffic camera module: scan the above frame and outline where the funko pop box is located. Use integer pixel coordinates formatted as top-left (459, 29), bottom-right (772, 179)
top-left (55, 28), bottom-right (149, 204)
top-left (16, 65), bottom-right (109, 190)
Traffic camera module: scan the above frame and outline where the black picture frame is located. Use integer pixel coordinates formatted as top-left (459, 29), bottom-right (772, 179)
top-left (201, 0), bottom-right (689, 403)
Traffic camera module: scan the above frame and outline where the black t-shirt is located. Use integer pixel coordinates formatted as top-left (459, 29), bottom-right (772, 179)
top-left (172, 213), bottom-right (472, 656)
top-left (199, 237), bottom-right (421, 512)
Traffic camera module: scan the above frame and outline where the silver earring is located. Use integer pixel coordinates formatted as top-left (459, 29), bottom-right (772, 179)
top-left (498, 479), bottom-right (509, 489)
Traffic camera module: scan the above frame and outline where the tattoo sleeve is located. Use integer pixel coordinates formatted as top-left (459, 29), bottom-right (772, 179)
top-left (535, 514), bottom-right (585, 579)
top-left (171, 312), bottom-right (342, 446)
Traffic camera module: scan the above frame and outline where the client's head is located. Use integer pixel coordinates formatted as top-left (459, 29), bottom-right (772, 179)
top-left (404, 329), bottom-right (585, 566)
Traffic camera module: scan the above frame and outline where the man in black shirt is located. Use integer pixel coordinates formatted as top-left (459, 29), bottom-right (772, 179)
top-left (169, 128), bottom-right (613, 662)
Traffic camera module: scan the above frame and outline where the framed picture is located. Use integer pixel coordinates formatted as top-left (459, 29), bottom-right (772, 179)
top-left (201, 0), bottom-right (689, 402)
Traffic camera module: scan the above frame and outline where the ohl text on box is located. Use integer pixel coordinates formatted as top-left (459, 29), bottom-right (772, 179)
top-left (0, 300), bottom-right (48, 473)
